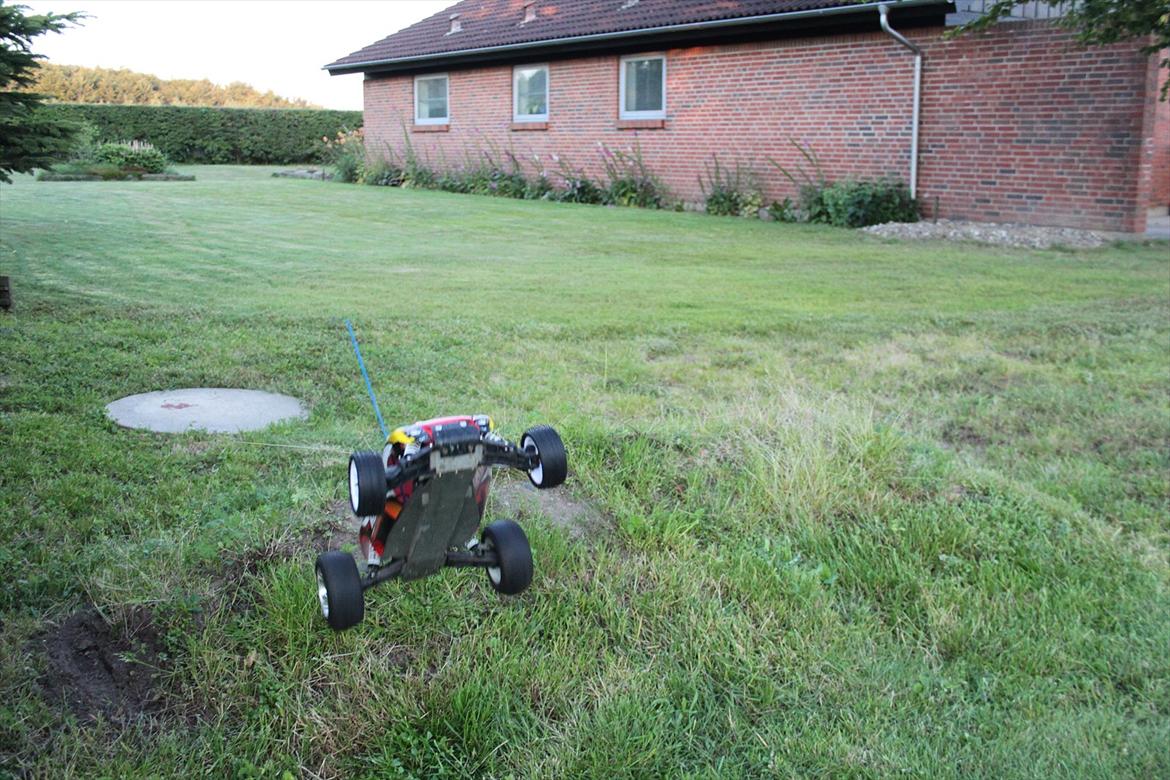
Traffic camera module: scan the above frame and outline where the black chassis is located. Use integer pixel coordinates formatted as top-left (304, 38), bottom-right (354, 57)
top-left (358, 424), bottom-right (539, 592)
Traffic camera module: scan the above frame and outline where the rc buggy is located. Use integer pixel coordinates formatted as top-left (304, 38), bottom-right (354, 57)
top-left (315, 415), bottom-right (567, 630)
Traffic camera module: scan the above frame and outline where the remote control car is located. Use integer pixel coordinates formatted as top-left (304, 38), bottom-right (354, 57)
top-left (315, 414), bottom-right (567, 630)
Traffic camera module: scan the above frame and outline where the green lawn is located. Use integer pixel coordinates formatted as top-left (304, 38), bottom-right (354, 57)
top-left (1, 165), bottom-right (1167, 778)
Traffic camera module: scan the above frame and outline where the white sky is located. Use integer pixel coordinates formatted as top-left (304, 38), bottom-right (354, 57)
top-left (20, 0), bottom-right (452, 110)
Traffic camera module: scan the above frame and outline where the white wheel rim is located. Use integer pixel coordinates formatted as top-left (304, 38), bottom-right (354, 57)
top-left (523, 435), bottom-right (543, 486)
top-left (484, 536), bottom-right (502, 585)
top-left (316, 568), bottom-right (330, 618)
top-left (349, 459), bottom-right (360, 514)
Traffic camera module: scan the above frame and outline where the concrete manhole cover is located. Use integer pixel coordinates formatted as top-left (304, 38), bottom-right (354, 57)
top-left (106, 388), bottom-right (307, 433)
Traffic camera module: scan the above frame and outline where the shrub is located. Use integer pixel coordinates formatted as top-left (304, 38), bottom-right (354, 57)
top-left (768, 139), bottom-right (829, 223)
top-left (396, 133), bottom-right (437, 190)
top-left (92, 141), bottom-right (167, 173)
top-left (525, 175), bottom-right (554, 200)
top-left (320, 128), bottom-right (365, 182)
top-left (767, 140), bottom-right (917, 226)
top-left (37, 162), bottom-right (127, 180)
top-left (90, 163), bottom-right (131, 180)
top-left (360, 158), bottom-right (404, 187)
top-left (401, 159), bottom-right (437, 189)
top-left (480, 151), bottom-right (530, 198)
top-left (700, 156), bottom-right (762, 217)
top-left (332, 154), bottom-right (360, 183)
top-left (547, 154), bottom-right (607, 204)
top-left (490, 168), bottom-right (530, 198)
top-left (67, 121), bottom-right (99, 163)
top-left (600, 142), bottom-right (666, 208)
top-left (819, 179), bottom-right (918, 227)
top-left (326, 140), bottom-right (667, 211)
top-left (554, 174), bottom-right (607, 204)
top-left (767, 197), bottom-right (801, 223)
top-left (798, 183), bottom-right (831, 224)
top-left (36, 104), bottom-right (362, 164)
top-left (447, 148), bottom-right (543, 199)
top-left (436, 167), bottom-right (471, 194)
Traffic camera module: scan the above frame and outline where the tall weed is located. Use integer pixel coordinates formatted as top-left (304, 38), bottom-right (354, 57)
top-left (699, 155), bottom-right (762, 217)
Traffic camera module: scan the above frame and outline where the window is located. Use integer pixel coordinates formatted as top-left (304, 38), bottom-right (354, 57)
top-left (619, 54), bottom-right (665, 119)
top-left (513, 64), bottom-right (548, 122)
top-left (414, 74), bottom-right (448, 124)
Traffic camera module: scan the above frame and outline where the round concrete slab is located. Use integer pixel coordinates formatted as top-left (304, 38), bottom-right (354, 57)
top-left (106, 388), bottom-right (307, 434)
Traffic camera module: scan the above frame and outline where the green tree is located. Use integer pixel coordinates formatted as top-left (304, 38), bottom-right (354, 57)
top-left (24, 62), bottom-right (318, 108)
top-left (958, 0), bottom-right (1169, 94)
top-left (0, 2), bottom-right (82, 182)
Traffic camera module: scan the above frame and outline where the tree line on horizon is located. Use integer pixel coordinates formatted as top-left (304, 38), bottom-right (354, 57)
top-left (26, 62), bottom-right (320, 109)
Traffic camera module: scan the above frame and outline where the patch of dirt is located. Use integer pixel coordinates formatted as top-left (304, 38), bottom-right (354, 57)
top-left (208, 504), bottom-right (360, 613)
top-left (171, 438), bottom-right (217, 456)
top-left (36, 606), bottom-right (166, 724)
top-left (316, 500), bottom-right (363, 549)
top-left (491, 479), bottom-right (609, 540)
top-left (940, 422), bottom-right (992, 449)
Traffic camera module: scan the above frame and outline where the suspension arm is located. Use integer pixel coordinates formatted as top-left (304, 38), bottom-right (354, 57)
top-left (482, 440), bottom-right (538, 471)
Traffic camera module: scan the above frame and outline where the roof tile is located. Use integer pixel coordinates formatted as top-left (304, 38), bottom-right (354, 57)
top-left (326, 0), bottom-right (876, 71)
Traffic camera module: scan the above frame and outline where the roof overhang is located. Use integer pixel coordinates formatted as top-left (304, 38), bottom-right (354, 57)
top-left (326, 0), bottom-right (952, 76)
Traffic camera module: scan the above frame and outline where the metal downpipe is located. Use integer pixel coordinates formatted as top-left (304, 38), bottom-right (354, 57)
top-left (879, 3), bottom-right (923, 200)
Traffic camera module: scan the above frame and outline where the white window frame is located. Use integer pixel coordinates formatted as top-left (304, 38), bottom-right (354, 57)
top-left (512, 63), bottom-right (549, 123)
top-left (414, 73), bottom-right (449, 125)
top-left (619, 53), bottom-right (666, 120)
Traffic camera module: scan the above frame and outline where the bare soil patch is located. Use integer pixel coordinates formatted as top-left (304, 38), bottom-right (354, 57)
top-left (491, 479), bottom-right (609, 540)
top-left (36, 606), bottom-right (166, 724)
top-left (211, 504), bottom-right (358, 611)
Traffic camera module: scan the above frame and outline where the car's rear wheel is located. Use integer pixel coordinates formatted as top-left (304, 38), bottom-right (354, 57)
top-left (315, 551), bottom-right (364, 630)
top-left (520, 425), bottom-right (567, 489)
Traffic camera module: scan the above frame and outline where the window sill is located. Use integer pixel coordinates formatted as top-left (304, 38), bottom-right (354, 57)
top-left (412, 123), bottom-right (449, 133)
top-left (617, 119), bottom-right (665, 130)
top-left (511, 121), bottom-right (548, 131)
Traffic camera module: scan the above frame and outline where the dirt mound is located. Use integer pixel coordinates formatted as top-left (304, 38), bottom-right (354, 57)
top-left (492, 479), bottom-right (608, 539)
top-left (208, 506), bottom-right (359, 614)
top-left (38, 607), bottom-right (166, 723)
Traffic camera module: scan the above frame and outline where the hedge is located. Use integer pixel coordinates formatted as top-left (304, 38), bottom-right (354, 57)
top-left (36, 104), bottom-right (362, 164)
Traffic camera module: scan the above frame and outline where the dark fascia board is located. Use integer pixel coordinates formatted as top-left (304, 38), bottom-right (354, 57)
top-left (326, 0), bottom-right (952, 76)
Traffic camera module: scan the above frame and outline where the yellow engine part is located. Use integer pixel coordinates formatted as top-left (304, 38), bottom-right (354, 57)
top-left (388, 427), bottom-right (415, 447)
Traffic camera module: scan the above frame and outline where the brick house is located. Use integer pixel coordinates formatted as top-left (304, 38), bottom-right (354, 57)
top-left (326, 0), bottom-right (1169, 233)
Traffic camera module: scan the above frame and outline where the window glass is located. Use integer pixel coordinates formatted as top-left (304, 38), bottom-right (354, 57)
top-left (514, 65), bottom-right (548, 120)
top-left (415, 75), bottom-right (448, 122)
top-left (623, 57), bottom-right (664, 115)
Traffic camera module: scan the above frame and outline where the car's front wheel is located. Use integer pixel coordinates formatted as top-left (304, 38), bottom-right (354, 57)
top-left (481, 520), bottom-right (533, 595)
top-left (348, 451), bottom-right (386, 516)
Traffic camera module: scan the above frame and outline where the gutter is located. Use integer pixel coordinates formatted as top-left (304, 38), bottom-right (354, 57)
top-left (878, 3), bottom-right (923, 200)
top-left (325, 0), bottom-right (947, 74)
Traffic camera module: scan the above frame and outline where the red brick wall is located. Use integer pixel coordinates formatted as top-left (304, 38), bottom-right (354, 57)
top-left (362, 21), bottom-right (1159, 231)
top-left (1147, 60), bottom-right (1170, 211)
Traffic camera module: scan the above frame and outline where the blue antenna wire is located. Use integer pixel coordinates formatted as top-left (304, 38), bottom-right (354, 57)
top-left (345, 319), bottom-right (389, 440)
